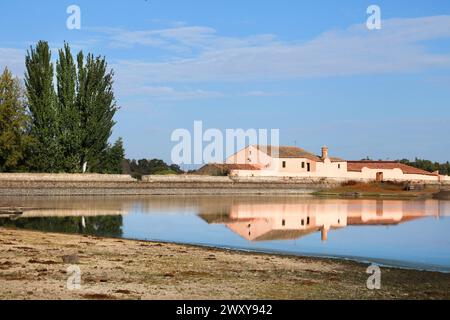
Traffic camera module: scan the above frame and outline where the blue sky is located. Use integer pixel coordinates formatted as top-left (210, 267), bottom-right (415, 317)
top-left (1, 0), bottom-right (450, 166)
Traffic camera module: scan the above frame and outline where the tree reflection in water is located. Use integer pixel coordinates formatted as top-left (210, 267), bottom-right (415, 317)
top-left (0, 215), bottom-right (123, 238)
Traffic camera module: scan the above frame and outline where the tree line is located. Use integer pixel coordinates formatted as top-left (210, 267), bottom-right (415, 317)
top-left (122, 159), bottom-right (183, 179)
top-left (398, 159), bottom-right (450, 176)
top-left (0, 41), bottom-right (124, 173)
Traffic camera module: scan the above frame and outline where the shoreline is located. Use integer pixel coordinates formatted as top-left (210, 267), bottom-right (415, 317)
top-left (1, 225), bottom-right (448, 274)
top-left (1, 228), bottom-right (449, 300)
top-left (122, 239), bottom-right (450, 274)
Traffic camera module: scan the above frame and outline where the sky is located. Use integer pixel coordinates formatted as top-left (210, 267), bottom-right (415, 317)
top-left (1, 0), bottom-right (450, 166)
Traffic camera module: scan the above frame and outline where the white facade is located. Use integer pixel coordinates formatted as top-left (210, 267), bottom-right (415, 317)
top-left (225, 145), bottom-right (450, 182)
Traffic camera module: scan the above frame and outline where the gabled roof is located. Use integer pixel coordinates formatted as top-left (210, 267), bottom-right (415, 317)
top-left (254, 145), bottom-right (344, 162)
top-left (347, 161), bottom-right (437, 176)
top-left (255, 145), bottom-right (321, 161)
top-left (226, 164), bottom-right (263, 170)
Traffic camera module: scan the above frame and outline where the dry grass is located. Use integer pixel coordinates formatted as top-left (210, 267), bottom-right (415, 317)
top-left (316, 181), bottom-right (439, 198)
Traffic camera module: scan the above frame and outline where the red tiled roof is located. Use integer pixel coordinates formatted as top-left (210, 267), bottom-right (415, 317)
top-left (255, 145), bottom-right (321, 161)
top-left (255, 145), bottom-right (345, 162)
top-left (226, 164), bottom-right (262, 171)
top-left (329, 157), bottom-right (345, 163)
top-left (255, 146), bottom-right (345, 162)
top-left (347, 161), bottom-right (437, 176)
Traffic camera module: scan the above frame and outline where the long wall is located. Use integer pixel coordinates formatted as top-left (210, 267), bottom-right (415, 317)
top-left (0, 173), bottom-right (448, 197)
top-left (0, 174), bottom-right (343, 196)
top-left (0, 173), bottom-right (136, 182)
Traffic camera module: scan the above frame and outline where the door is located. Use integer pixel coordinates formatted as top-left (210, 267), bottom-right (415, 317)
top-left (376, 172), bottom-right (383, 182)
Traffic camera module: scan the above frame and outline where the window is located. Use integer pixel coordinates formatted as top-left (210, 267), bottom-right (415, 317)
top-left (301, 219), bottom-right (305, 226)
top-left (338, 164), bottom-right (341, 169)
top-left (282, 161), bottom-right (286, 168)
top-left (307, 217), bottom-right (310, 225)
top-left (307, 163), bottom-right (311, 172)
top-left (282, 219), bottom-right (286, 227)
top-left (302, 162), bottom-right (305, 169)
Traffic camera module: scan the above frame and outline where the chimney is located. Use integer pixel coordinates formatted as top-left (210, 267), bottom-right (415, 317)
top-left (322, 146), bottom-right (329, 160)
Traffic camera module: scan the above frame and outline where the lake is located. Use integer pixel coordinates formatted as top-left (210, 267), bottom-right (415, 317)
top-left (1, 195), bottom-right (449, 272)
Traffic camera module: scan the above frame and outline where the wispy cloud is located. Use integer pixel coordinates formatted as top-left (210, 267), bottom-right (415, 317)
top-left (3, 15), bottom-right (450, 101)
top-left (118, 85), bottom-right (224, 100)
top-left (242, 90), bottom-right (296, 97)
top-left (109, 15), bottom-right (450, 85)
top-left (92, 25), bottom-right (277, 53)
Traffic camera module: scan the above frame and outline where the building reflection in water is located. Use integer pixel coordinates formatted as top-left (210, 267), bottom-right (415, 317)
top-left (200, 199), bottom-right (449, 242)
top-left (1, 195), bottom-right (449, 244)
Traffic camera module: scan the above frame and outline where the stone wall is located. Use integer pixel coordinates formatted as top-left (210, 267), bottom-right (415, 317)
top-left (0, 174), bottom-right (340, 196)
top-left (0, 173), bottom-right (448, 197)
top-left (0, 173), bottom-right (136, 182)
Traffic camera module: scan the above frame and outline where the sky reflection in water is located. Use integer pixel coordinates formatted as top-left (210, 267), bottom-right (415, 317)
top-left (1, 196), bottom-right (449, 272)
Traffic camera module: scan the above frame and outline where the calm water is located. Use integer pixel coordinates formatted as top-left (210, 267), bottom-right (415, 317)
top-left (1, 195), bottom-right (450, 272)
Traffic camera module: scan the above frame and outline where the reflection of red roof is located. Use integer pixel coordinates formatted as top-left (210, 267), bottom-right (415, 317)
top-left (253, 228), bottom-right (320, 241)
top-left (347, 161), bottom-right (436, 176)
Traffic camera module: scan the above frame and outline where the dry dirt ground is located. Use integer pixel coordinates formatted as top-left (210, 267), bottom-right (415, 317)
top-left (0, 228), bottom-right (449, 300)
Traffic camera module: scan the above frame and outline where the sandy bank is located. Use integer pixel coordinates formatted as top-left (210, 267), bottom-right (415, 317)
top-left (0, 228), bottom-right (449, 300)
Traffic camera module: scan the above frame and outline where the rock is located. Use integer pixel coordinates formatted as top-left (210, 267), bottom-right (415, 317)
top-left (62, 255), bottom-right (80, 264)
top-left (115, 289), bottom-right (132, 294)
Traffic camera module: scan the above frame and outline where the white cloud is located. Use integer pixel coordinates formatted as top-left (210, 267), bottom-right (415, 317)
top-left (3, 15), bottom-right (450, 101)
top-left (110, 15), bottom-right (450, 85)
top-left (95, 25), bottom-right (277, 52)
top-left (119, 85), bottom-right (223, 100)
top-left (243, 90), bottom-right (294, 97)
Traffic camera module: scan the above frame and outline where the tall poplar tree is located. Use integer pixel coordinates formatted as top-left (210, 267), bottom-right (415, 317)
top-left (25, 41), bottom-right (62, 172)
top-left (56, 43), bottom-right (81, 172)
top-left (76, 51), bottom-right (118, 172)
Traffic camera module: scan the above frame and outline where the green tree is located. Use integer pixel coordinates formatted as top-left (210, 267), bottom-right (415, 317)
top-left (25, 41), bottom-right (62, 172)
top-left (76, 51), bottom-right (118, 172)
top-left (124, 158), bottom-right (184, 178)
top-left (56, 43), bottom-right (81, 172)
top-left (95, 137), bottom-right (125, 174)
top-left (24, 41), bottom-right (120, 173)
top-left (0, 67), bottom-right (30, 171)
top-left (399, 158), bottom-right (450, 176)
